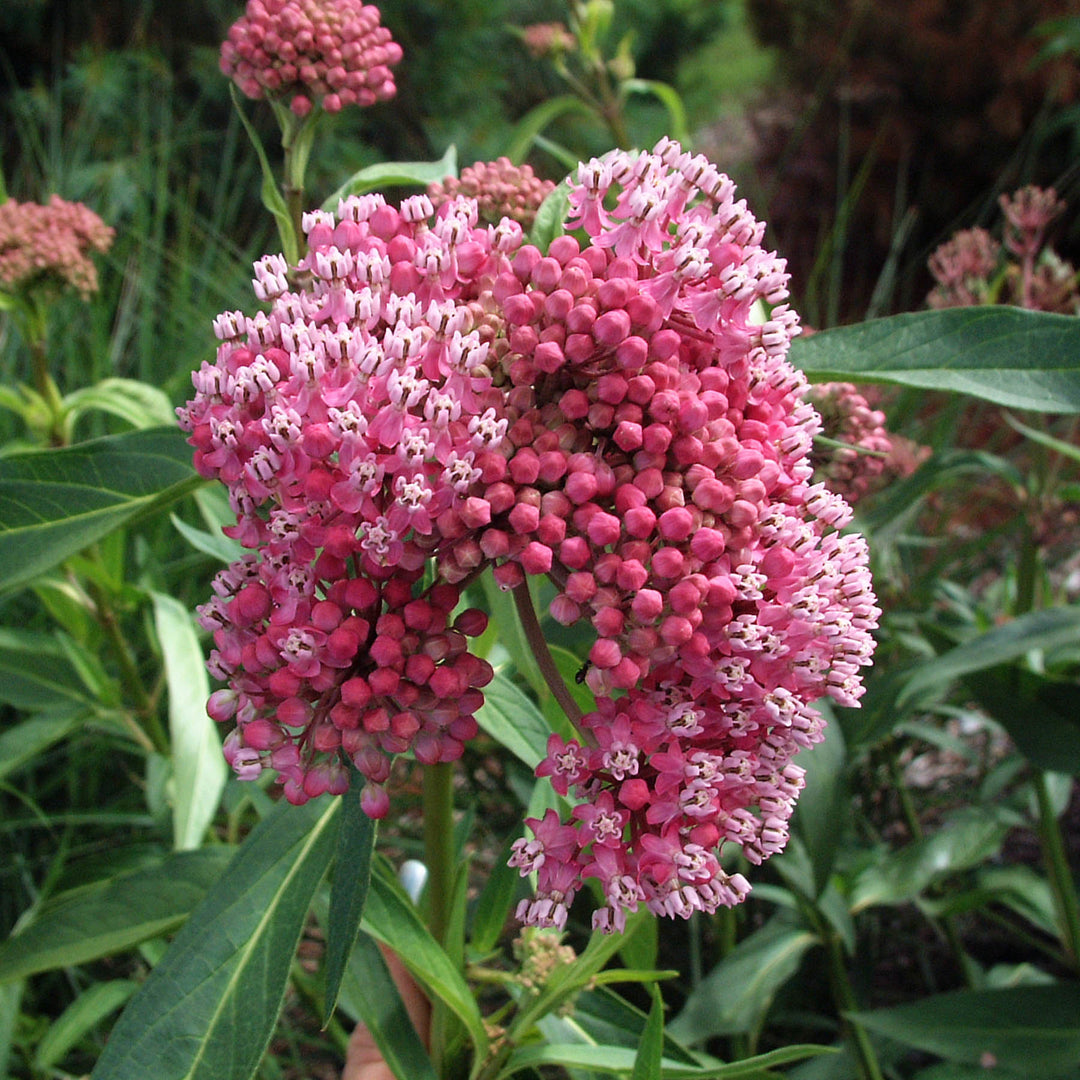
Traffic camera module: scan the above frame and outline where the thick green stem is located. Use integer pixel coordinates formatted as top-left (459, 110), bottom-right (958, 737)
top-left (21, 301), bottom-right (66, 445)
top-left (87, 578), bottom-right (168, 754)
top-left (825, 932), bottom-right (885, 1080)
top-left (422, 761), bottom-right (456, 946)
top-left (283, 171), bottom-right (306, 265)
top-left (1015, 520), bottom-right (1039, 616)
top-left (512, 582), bottom-right (582, 726)
top-left (422, 760), bottom-right (456, 1078)
top-left (1033, 770), bottom-right (1080, 971)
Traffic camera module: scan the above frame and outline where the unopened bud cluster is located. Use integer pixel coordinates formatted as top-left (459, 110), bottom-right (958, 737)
top-left (220, 0), bottom-right (402, 116)
top-left (181, 138), bottom-right (878, 930)
top-left (429, 159), bottom-right (556, 229)
top-left (0, 195), bottom-right (114, 300)
top-left (805, 381), bottom-right (899, 503)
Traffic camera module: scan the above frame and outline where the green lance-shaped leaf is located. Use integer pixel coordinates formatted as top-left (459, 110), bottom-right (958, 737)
top-left (150, 592), bottom-right (226, 851)
top-left (897, 607), bottom-right (1080, 709)
top-left (503, 95), bottom-right (595, 165)
top-left (895, 606), bottom-right (1080, 707)
top-left (497, 1042), bottom-right (835, 1079)
top-left (478, 573), bottom-right (547, 700)
top-left (0, 427), bottom-right (201, 596)
top-left (668, 916), bottom-right (818, 1043)
top-left (322, 145), bottom-right (459, 209)
top-left (0, 848), bottom-right (233, 982)
top-left (322, 775), bottom-right (377, 1023)
top-left (571, 986), bottom-right (705, 1068)
top-left (790, 307), bottom-right (1080, 413)
top-left (528, 179), bottom-right (572, 253)
top-left (360, 863), bottom-right (489, 1059)
top-left (791, 700), bottom-right (848, 896)
top-left (960, 664), bottom-right (1080, 774)
top-left (621, 78), bottom-right (690, 144)
top-left (90, 796), bottom-right (339, 1080)
top-left (337, 930), bottom-right (438, 1080)
top-left (631, 983), bottom-right (665, 1080)
top-left (849, 983), bottom-right (1080, 1074)
top-left (34, 980), bottom-right (139, 1071)
top-left (0, 712), bottom-right (83, 782)
top-left (468, 829), bottom-right (524, 955)
top-left (475, 667), bottom-right (560, 769)
top-left (849, 807), bottom-right (1010, 912)
top-left (0, 627), bottom-right (96, 712)
top-left (62, 377), bottom-right (177, 433)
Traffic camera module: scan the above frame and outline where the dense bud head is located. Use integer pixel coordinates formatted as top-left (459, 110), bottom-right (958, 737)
top-left (184, 137), bottom-right (877, 936)
top-left (0, 195), bottom-right (114, 300)
top-left (220, 0), bottom-right (402, 115)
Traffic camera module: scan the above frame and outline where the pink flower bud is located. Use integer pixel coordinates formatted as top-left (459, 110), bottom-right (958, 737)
top-left (618, 778), bottom-right (650, 810)
top-left (589, 638), bottom-right (622, 669)
top-left (360, 783), bottom-right (390, 819)
top-left (520, 541), bottom-right (553, 574)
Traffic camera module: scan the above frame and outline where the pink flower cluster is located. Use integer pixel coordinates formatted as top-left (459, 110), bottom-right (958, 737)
top-left (0, 195), bottom-right (113, 300)
top-left (519, 22), bottom-right (576, 59)
top-left (999, 185), bottom-right (1065, 263)
top-left (927, 186), bottom-right (1078, 314)
top-left (805, 381), bottom-right (898, 503)
top-left (180, 138), bottom-right (878, 929)
top-left (927, 228), bottom-right (1001, 309)
top-left (428, 159), bottom-right (556, 229)
top-left (220, 0), bottom-right (402, 116)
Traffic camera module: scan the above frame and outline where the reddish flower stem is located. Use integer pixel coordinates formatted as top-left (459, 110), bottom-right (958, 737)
top-left (511, 581), bottom-right (583, 727)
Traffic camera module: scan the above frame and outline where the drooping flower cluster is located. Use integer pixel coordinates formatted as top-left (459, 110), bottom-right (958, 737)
top-left (518, 21), bottom-right (576, 59)
top-left (805, 381), bottom-right (902, 503)
top-left (220, 0), bottom-right (402, 116)
top-left (0, 195), bottom-right (114, 300)
top-left (927, 185), bottom-right (1078, 314)
top-left (428, 159), bottom-right (556, 229)
top-left (927, 227), bottom-right (1001, 309)
top-left (181, 138), bottom-right (878, 931)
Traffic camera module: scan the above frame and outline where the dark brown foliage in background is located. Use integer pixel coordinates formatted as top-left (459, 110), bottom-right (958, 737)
top-left (745, 0), bottom-right (1080, 319)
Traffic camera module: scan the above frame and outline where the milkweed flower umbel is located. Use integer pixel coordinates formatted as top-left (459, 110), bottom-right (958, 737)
top-left (181, 139), bottom-right (878, 931)
top-left (428, 159), bottom-right (557, 229)
top-left (220, 0), bottom-right (402, 116)
top-left (0, 195), bottom-right (114, 301)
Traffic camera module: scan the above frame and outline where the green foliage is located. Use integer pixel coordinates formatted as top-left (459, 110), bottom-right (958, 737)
top-left (92, 797), bottom-right (339, 1080)
top-left (791, 308), bottom-right (1080, 413)
top-left (850, 984), bottom-right (1080, 1075)
top-left (0, 427), bottom-right (201, 596)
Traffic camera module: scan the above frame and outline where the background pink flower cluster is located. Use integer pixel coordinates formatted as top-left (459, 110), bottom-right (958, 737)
top-left (0, 195), bottom-right (114, 300)
top-left (180, 140), bottom-right (878, 929)
top-left (220, 0), bottom-right (402, 116)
